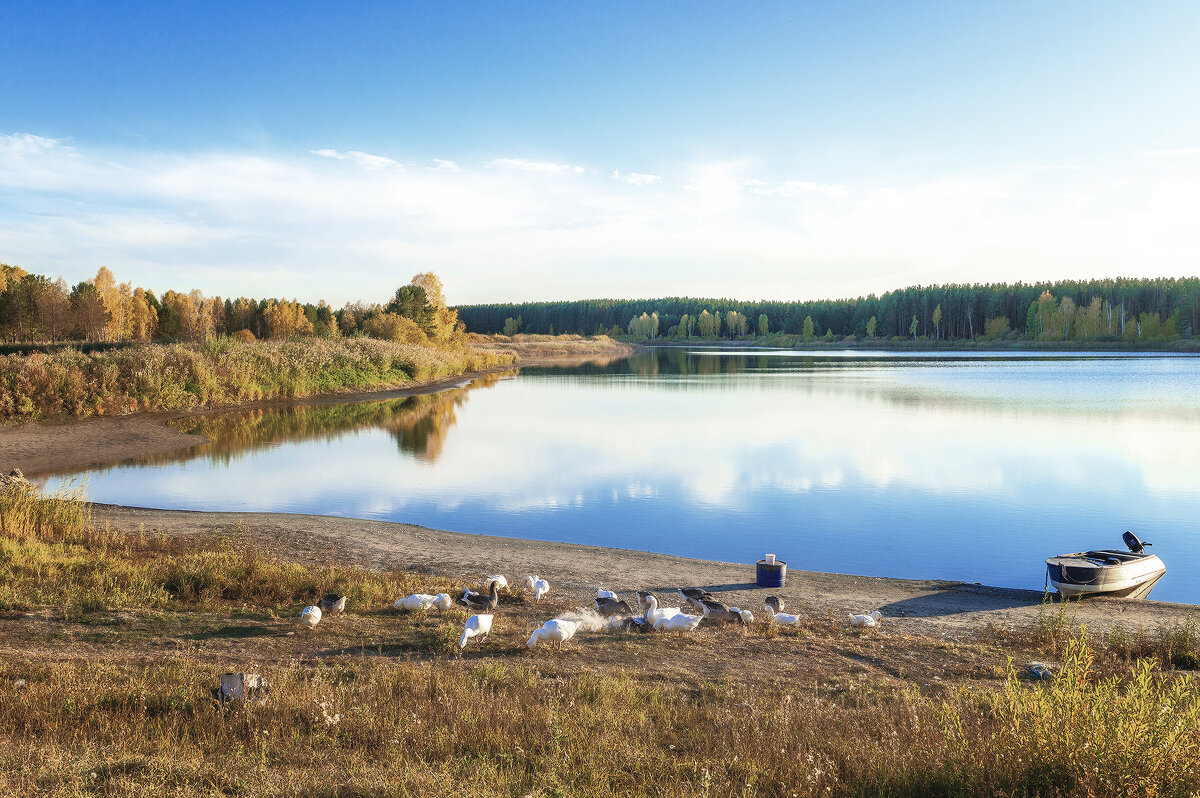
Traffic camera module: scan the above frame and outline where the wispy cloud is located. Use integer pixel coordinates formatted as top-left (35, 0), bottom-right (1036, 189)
top-left (310, 148), bottom-right (403, 169)
top-left (612, 170), bottom-right (661, 186)
top-left (486, 157), bottom-right (584, 174)
top-left (1, 133), bottom-right (1198, 304)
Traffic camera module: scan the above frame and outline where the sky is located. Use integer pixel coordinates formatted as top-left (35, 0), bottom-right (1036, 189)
top-left (1, 1), bottom-right (1198, 306)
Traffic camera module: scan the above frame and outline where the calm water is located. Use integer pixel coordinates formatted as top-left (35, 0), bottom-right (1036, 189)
top-left (42, 349), bottom-right (1200, 602)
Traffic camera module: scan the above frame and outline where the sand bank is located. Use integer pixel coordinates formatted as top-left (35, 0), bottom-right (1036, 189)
top-left (93, 504), bottom-right (1196, 639)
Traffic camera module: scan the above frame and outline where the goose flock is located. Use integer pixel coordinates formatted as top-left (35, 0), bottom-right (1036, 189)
top-left (297, 573), bottom-right (884, 650)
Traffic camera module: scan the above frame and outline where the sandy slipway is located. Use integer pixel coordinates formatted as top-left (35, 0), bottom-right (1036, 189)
top-left (92, 504), bottom-right (1198, 638)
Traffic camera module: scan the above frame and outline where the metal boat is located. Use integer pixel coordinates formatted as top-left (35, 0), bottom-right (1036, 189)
top-left (1045, 531), bottom-right (1165, 599)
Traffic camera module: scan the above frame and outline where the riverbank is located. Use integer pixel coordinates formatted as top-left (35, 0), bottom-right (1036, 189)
top-left (93, 504), bottom-right (1198, 641)
top-left (0, 335), bottom-right (634, 475)
top-left (3, 488), bottom-right (1198, 796)
top-left (0, 368), bottom-right (510, 475)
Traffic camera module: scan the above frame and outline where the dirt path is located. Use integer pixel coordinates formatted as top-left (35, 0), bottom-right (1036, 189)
top-left (93, 505), bottom-right (1197, 640)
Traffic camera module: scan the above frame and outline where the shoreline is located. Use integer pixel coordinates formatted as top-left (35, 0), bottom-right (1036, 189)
top-left (0, 339), bottom-right (637, 476)
top-left (635, 338), bottom-right (1200, 353)
top-left (92, 504), bottom-right (1198, 638)
top-left (1, 366), bottom-right (520, 476)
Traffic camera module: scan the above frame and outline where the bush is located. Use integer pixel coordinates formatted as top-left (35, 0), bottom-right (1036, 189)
top-left (233, 329), bottom-right (256, 342)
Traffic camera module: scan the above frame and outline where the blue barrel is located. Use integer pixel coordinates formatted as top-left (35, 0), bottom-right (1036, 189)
top-left (756, 558), bottom-right (786, 587)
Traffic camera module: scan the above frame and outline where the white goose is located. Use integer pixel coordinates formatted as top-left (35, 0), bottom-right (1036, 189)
top-left (526, 618), bottom-right (580, 648)
top-left (459, 614), bottom-right (494, 648)
top-left (488, 575), bottom-right (509, 592)
top-left (642, 594), bottom-right (684, 625)
top-left (763, 604), bottom-right (801, 626)
top-left (596, 588), bottom-right (618, 601)
top-left (394, 593), bottom-right (454, 612)
top-left (526, 576), bottom-right (550, 602)
top-left (849, 610), bottom-right (883, 629)
top-left (299, 605), bottom-right (322, 630)
top-left (653, 612), bottom-right (705, 632)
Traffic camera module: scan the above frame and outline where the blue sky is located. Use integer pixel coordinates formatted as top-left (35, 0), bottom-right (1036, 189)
top-left (2, 2), bottom-right (1198, 305)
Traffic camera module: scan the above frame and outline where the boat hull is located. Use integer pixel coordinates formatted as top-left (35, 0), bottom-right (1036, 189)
top-left (1046, 553), bottom-right (1166, 599)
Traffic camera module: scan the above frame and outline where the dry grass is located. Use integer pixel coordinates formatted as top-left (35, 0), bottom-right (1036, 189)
top-left (468, 333), bottom-right (634, 365)
top-left (3, 483), bottom-right (1200, 797)
top-left (980, 596), bottom-right (1200, 674)
top-left (0, 336), bottom-right (515, 420)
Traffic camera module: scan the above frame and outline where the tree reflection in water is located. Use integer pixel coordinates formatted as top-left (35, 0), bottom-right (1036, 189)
top-left (156, 371), bottom-right (516, 468)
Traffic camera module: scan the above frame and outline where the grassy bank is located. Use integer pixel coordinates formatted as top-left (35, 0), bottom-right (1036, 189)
top-left (467, 333), bottom-right (635, 364)
top-left (2, 482), bottom-right (1199, 796)
top-left (0, 337), bottom-right (515, 421)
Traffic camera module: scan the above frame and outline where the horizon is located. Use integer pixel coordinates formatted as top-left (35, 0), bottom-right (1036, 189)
top-left (3, 2), bottom-right (1199, 306)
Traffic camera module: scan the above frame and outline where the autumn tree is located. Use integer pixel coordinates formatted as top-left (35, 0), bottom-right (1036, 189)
top-left (984, 316), bottom-right (1010, 340)
top-left (264, 299), bottom-right (314, 339)
top-left (35, 278), bottom-right (72, 341)
top-left (129, 287), bottom-right (157, 341)
top-left (70, 282), bottom-right (110, 341)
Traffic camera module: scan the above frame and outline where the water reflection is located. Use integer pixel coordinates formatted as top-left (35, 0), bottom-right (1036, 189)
top-left (141, 370), bottom-right (514, 469)
top-left (44, 350), bottom-right (1200, 602)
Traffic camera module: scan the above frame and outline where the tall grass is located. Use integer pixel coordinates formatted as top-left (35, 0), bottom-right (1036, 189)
top-left (0, 481), bottom-right (444, 613)
top-left (3, 484), bottom-right (1199, 796)
top-left (2, 642), bottom-right (1198, 796)
top-left (0, 336), bottom-right (515, 420)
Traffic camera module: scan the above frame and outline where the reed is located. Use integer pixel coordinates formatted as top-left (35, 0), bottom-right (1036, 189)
top-left (0, 336), bottom-right (515, 420)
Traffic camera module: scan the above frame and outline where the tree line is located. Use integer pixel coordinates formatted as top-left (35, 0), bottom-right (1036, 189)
top-left (456, 277), bottom-right (1200, 343)
top-left (0, 263), bottom-right (465, 347)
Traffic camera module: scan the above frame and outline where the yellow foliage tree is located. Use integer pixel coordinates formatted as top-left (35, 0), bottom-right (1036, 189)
top-left (264, 299), bottom-right (314, 340)
top-left (362, 312), bottom-right (429, 345)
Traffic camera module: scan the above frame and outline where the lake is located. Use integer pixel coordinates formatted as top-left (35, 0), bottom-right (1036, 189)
top-left (42, 348), bottom-right (1200, 603)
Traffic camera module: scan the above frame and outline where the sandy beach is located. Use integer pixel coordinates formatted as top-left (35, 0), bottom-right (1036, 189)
top-left (92, 503), bottom-right (1197, 638)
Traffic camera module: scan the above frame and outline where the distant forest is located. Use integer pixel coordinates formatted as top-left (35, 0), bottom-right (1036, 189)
top-left (456, 277), bottom-right (1200, 343)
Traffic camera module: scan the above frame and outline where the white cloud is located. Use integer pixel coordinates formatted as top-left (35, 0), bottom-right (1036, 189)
top-left (1, 133), bottom-right (1199, 304)
top-left (744, 178), bottom-right (847, 199)
top-left (310, 148), bottom-right (402, 169)
top-left (1140, 147), bottom-right (1200, 159)
top-left (612, 169), bottom-right (661, 186)
top-left (0, 132), bottom-right (64, 157)
top-left (486, 157), bottom-right (584, 173)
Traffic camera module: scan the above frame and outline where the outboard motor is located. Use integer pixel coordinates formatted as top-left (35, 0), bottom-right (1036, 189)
top-left (1123, 530), bottom-right (1151, 554)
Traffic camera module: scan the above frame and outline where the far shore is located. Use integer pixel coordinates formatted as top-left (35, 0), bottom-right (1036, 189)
top-left (93, 504), bottom-right (1197, 638)
top-left (630, 337), bottom-right (1200, 353)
